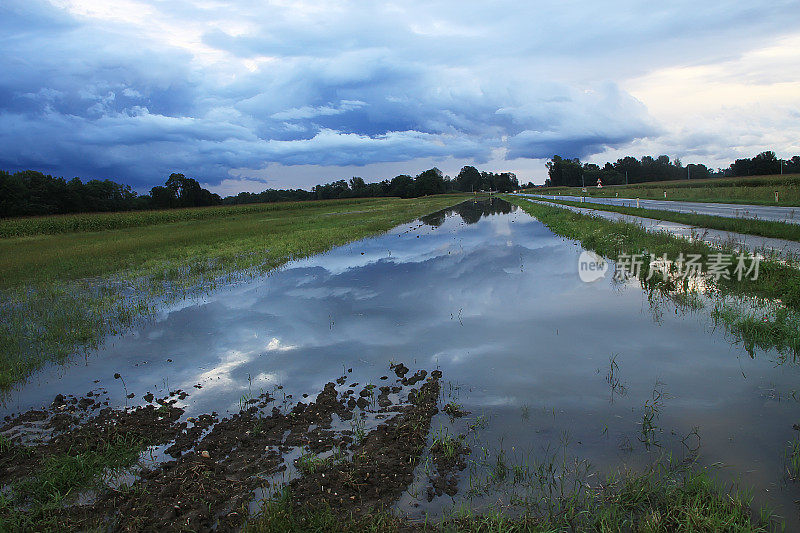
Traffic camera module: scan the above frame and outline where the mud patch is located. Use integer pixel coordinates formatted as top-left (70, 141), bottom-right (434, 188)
top-left (280, 375), bottom-right (441, 516)
top-left (1, 364), bottom-right (447, 532)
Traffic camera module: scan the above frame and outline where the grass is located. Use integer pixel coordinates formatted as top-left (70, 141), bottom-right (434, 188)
top-left (0, 194), bottom-right (467, 391)
top-left (503, 195), bottom-right (800, 360)
top-left (533, 197), bottom-right (800, 243)
top-left (247, 465), bottom-right (775, 532)
top-left (431, 425), bottom-right (464, 460)
top-left (0, 432), bottom-right (148, 531)
top-left (296, 448), bottom-right (346, 476)
top-left (787, 436), bottom-right (800, 481)
top-left (711, 301), bottom-right (800, 358)
top-left (22, 434), bottom-right (145, 505)
top-left (528, 173), bottom-right (800, 207)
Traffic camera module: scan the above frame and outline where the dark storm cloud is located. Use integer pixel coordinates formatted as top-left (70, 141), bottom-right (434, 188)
top-left (0, 0), bottom-right (798, 188)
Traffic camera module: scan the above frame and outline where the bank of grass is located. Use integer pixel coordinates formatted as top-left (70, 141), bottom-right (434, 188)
top-left (0, 194), bottom-right (467, 390)
top-left (504, 195), bottom-right (800, 359)
top-left (248, 465), bottom-right (773, 532)
top-left (535, 197), bottom-right (800, 243)
top-left (529, 173), bottom-right (800, 207)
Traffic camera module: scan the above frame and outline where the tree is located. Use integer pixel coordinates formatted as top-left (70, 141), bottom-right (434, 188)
top-left (415, 168), bottom-right (446, 196)
top-left (455, 166), bottom-right (481, 192)
top-left (150, 185), bottom-right (177, 209)
top-left (389, 175), bottom-right (415, 198)
top-left (349, 177), bottom-right (366, 194)
top-left (546, 156), bottom-right (582, 187)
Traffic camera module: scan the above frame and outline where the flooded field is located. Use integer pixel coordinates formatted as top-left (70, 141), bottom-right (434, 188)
top-left (3, 198), bottom-right (799, 528)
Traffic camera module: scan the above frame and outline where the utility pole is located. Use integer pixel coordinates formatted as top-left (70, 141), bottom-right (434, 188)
top-left (781, 160), bottom-right (784, 175)
top-left (687, 165), bottom-right (691, 180)
top-left (625, 171), bottom-right (628, 185)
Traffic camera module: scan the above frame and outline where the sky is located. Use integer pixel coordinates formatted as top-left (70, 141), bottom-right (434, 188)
top-left (1, 1), bottom-right (799, 194)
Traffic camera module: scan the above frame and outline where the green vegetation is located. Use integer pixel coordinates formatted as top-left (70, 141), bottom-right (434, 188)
top-left (431, 425), bottom-right (464, 460)
top-left (0, 433), bottom-right (148, 531)
top-left (296, 448), bottom-right (346, 476)
top-left (0, 194), bottom-right (466, 390)
top-left (786, 436), bottom-right (800, 481)
top-left (530, 173), bottom-right (800, 207)
top-left (504, 195), bottom-right (800, 360)
top-left (247, 465), bottom-right (774, 532)
top-left (533, 196), bottom-right (800, 242)
top-left (712, 301), bottom-right (800, 358)
top-left (21, 434), bottom-right (144, 506)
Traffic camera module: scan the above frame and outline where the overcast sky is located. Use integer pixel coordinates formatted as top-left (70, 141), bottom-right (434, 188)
top-left (2, 1), bottom-right (799, 194)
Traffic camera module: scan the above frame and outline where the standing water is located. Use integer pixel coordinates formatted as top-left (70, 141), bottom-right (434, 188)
top-left (3, 198), bottom-right (799, 525)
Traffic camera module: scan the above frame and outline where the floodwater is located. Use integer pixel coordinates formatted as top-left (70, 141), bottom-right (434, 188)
top-left (4, 198), bottom-right (800, 524)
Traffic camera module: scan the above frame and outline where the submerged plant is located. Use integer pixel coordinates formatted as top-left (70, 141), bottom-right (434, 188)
top-left (787, 436), bottom-right (800, 481)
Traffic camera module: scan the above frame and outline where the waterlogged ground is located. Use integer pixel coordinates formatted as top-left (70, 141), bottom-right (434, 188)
top-left (4, 198), bottom-right (800, 527)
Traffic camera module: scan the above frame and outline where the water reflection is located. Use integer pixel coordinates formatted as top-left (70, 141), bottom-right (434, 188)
top-left (3, 199), bottom-right (800, 524)
top-left (421, 198), bottom-right (515, 227)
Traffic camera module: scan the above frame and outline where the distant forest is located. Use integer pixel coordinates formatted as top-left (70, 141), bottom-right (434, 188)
top-left (0, 166), bottom-right (525, 218)
top-left (544, 151), bottom-right (800, 187)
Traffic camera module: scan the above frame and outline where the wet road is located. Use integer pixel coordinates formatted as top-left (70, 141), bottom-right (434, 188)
top-left (518, 194), bottom-right (800, 224)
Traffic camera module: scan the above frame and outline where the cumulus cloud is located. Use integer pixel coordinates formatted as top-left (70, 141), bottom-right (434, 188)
top-left (0, 0), bottom-right (799, 188)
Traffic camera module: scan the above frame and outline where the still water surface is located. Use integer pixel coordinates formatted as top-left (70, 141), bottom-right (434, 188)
top-left (4, 199), bottom-right (800, 523)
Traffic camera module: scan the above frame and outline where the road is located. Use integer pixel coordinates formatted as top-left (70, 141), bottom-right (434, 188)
top-left (518, 194), bottom-right (800, 225)
top-left (518, 198), bottom-right (800, 258)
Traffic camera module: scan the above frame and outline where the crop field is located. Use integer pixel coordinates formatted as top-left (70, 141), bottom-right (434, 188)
top-left (528, 173), bottom-right (800, 206)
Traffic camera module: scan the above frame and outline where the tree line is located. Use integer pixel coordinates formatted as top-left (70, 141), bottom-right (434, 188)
top-left (544, 151), bottom-right (800, 187)
top-left (225, 167), bottom-right (525, 205)
top-left (0, 171), bottom-right (222, 218)
top-left (0, 166), bottom-right (526, 218)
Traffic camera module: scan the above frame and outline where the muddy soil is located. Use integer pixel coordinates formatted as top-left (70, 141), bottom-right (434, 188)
top-left (426, 436), bottom-right (470, 501)
top-left (283, 373), bottom-right (441, 516)
top-left (0, 365), bottom-right (455, 531)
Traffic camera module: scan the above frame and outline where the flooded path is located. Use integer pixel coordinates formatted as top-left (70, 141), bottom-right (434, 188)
top-left (4, 199), bottom-right (800, 525)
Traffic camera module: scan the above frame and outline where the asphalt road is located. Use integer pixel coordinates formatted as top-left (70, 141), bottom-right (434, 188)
top-left (519, 198), bottom-right (800, 258)
top-left (518, 194), bottom-right (800, 225)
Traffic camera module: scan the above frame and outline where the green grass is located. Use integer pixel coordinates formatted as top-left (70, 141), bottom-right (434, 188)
top-left (711, 301), bottom-right (800, 358)
top-left (0, 194), bottom-right (467, 391)
top-left (504, 195), bottom-right (800, 360)
top-left (296, 447), bottom-right (346, 476)
top-left (787, 436), bottom-right (800, 481)
top-left (431, 425), bottom-right (464, 460)
top-left (247, 465), bottom-right (774, 532)
top-left (533, 197), bottom-right (800, 243)
top-left (0, 432), bottom-right (147, 531)
top-left (529, 173), bottom-right (800, 207)
top-left (22, 434), bottom-right (145, 506)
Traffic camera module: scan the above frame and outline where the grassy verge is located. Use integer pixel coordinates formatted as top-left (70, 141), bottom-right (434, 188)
top-left (0, 194), bottom-right (467, 390)
top-left (532, 197), bottom-right (800, 243)
top-left (504, 195), bottom-right (800, 359)
top-left (529, 173), bottom-right (800, 206)
top-left (247, 465), bottom-right (773, 532)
